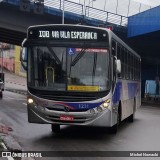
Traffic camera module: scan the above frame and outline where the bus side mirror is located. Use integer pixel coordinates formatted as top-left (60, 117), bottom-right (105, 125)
top-left (20, 47), bottom-right (27, 71)
top-left (116, 59), bottom-right (121, 74)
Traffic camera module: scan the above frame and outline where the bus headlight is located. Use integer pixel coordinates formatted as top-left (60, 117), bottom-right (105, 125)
top-left (28, 98), bottom-right (34, 104)
top-left (28, 98), bottom-right (37, 108)
top-left (102, 99), bottom-right (110, 108)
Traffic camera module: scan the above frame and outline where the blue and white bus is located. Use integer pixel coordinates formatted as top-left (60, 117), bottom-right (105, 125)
top-left (21, 24), bottom-right (141, 133)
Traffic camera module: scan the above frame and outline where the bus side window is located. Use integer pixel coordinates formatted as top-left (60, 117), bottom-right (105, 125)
top-left (121, 47), bottom-right (125, 79)
top-left (138, 58), bottom-right (141, 80)
top-left (112, 40), bottom-right (116, 56)
top-left (117, 44), bottom-right (121, 78)
top-left (126, 51), bottom-right (130, 79)
top-left (130, 54), bottom-right (133, 80)
top-left (128, 51), bottom-right (131, 79)
top-left (133, 56), bottom-right (136, 80)
top-left (124, 49), bottom-right (128, 79)
top-left (135, 58), bottom-right (139, 80)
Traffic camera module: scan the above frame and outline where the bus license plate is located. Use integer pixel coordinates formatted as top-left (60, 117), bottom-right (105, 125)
top-left (60, 116), bottom-right (74, 121)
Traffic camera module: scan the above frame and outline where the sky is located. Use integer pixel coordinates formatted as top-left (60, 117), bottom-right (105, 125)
top-left (69, 0), bottom-right (160, 16)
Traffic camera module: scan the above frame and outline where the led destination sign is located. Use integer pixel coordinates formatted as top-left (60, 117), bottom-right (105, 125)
top-left (39, 31), bottom-right (97, 40)
top-left (28, 26), bottom-right (108, 42)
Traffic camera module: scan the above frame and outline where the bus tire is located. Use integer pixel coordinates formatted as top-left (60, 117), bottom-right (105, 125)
top-left (0, 92), bottom-right (2, 99)
top-left (51, 124), bottom-right (60, 133)
top-left (128, 100), bottom-right (136, 123)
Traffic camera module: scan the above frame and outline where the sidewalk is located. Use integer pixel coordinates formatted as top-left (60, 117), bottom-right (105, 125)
top-left (0, 69), bottom-right (26, 153)
top-left (0, 70), bottom-right (37, 159)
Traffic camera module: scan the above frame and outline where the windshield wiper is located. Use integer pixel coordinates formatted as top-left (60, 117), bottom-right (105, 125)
top-left (47, 46), bottom-right (61, 65)
top-left (92, 52), bottom-right (97, 85)
top-left (71, 48), bottom-right (86, 66)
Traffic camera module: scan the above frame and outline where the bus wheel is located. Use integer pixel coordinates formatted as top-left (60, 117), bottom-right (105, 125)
top-left (0, 92), bottom-right (2, 99)
top-left (51, 124), bottom-right (60, 133)
top-left (128, 112), bottom-right (135, 122)
top-left (110, 111), bottom-right (120, 134)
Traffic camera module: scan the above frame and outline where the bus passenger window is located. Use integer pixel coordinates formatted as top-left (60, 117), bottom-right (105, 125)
top-left (112, 40), bottom-right (116, 56)
top-left (117, 45), bottom-right (121, 59)
top-left (124, 49), bottom-right (128, 79)
top-left (121, 47), bottom-right (125, 79)
top-left (117, 44), bottom-right (121, 78)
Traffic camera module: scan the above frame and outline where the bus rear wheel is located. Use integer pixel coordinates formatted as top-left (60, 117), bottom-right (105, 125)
top-left (128, 114), bottom-right (134, 122)
top-left (0, 92), bottom-right (3, 99)
top-left (51, 124), bottom-right (60, 133)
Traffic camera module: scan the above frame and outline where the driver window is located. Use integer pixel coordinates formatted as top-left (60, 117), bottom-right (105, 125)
top-left (112, 40), bottom-right (116, 56)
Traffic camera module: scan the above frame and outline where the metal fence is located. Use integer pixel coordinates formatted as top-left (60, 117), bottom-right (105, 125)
top-left (44, 0), bottom-right (60, 10)
top-left (86, 6), bottom-right (127, 26)
top-left (44, 0), bottom-right (83, 15)
top-left (61, 0), bottom-right (83, 15)
top-left (4, 0), bottom-right (128, 26)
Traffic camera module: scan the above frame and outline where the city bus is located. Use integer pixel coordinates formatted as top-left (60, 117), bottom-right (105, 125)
top-left (21, 24), bottom-right (141, 133)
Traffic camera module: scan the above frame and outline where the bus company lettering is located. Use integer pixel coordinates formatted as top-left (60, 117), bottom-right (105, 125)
top-left (39, 30), bottom-right (97, 40)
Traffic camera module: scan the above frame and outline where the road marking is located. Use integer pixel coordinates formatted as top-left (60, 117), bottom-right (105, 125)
top-left (23, 103), bottom-right (27, 106)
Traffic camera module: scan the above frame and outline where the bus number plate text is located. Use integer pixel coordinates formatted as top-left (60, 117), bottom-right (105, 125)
top-left (60, 116), bottom-right (74, 121)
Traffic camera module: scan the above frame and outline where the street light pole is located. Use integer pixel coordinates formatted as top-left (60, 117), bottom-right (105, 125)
top-left (62, 0), bottom-right (64, 24)
top-left (88, 0), bottom-right (96, 7)
top-left (1, 49), bottom-right (3, 73)
top-left (0, 44), bottom-right (3, 73)
top-left (104, 0), bottom-right (106, 11)
top-left (87, 0), bottom-right (96, 16)
top-left (116, 0), bottom-right (119, 14)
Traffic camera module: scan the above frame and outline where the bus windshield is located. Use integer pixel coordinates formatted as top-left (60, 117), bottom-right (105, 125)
top-left (28, 46), bottom-right (110, 92)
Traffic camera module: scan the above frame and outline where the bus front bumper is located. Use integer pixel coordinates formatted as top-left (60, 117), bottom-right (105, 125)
top-left (28, 105), bottom-right (112, 127)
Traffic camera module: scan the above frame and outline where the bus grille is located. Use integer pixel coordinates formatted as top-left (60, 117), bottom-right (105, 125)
top-left (46, 107), bottom-right (89, 112)
top-left (37, 94), bottom-right (97, 102)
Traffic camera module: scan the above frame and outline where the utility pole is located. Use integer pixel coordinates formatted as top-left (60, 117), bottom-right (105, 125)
top-left (62, 0), bottom-right (65, 24)
top-left (104, 0), bottom-right (106, 11)
top-left (116, 0), bottom-right (119, 14)
top-left (0, 44), bottom-right (3, 73)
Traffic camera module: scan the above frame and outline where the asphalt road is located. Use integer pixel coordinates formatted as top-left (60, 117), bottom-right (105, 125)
top-left (1, 91), bottom-right (160, 160)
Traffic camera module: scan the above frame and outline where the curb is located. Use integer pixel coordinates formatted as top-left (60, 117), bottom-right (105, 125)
top-left (142, 99), bottom-right (160, 106)
top-left (6, 81), bottom-right (26, 87)
top-left (5, 88), bottom-right (27, 96)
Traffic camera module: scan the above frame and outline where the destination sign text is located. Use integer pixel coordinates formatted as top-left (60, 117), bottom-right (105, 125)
top-left (38, 31), bottom-right (97, 40)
